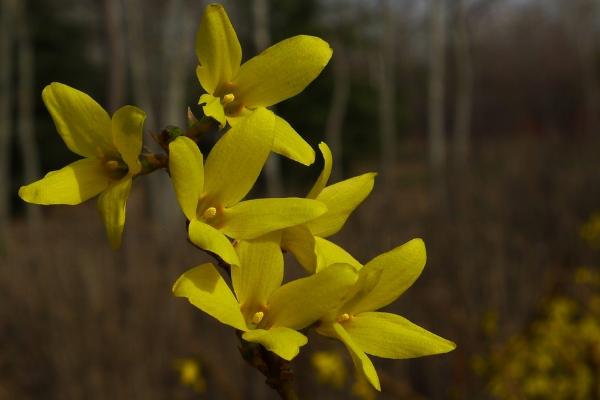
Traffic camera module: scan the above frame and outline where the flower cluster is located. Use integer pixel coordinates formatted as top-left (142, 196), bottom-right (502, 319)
top-left (18, 3), bottom-right (455, 393)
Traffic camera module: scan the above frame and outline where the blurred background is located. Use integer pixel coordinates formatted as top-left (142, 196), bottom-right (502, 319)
top-left (2, 0), bottom-right (600, 398)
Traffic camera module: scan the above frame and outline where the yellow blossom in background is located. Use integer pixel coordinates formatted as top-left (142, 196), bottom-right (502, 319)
top-left (174, 358), bottom-right (206, 393)
top-left (173, 233), bottom-right (358, 360)
top-left (18, 82), bottom-right (145, 249)
top-left (311, 350), bottom-right (347, 389)
top-left (282, 143), bottom-right (376, 273)
top-left (194, 3), bottom-right (332, 165)
top-left (316, 239), bottom-right (456, 391)
top-left (168, 108), bottom-right (326, 266)
top-left (352, 372), bottom-right (378, 400)
top-left (580, 212), bottom-right (600, 249)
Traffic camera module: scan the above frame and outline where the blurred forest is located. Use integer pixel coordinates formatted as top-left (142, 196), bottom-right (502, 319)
top-left (1, 0), bottom-right (600, 399)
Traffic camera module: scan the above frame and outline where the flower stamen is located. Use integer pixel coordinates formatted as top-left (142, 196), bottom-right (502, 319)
top-left (337, 313), bottom-right (351, 323)
top-left (203, 207), bottom-right (218, 220)
top-left (221, 93), bottom-right (235, 105)
top-left (251, 311), bottom-right (264, 325)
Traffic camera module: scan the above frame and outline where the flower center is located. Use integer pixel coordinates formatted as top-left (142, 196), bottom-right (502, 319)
top-left (251, 311), bottom-right (265, 325)
top-left (202, 207), bottom-right (218, 220)
top-left (221, 93), bottom-right (235, 105)
top-left (337, 313), bottom-right (352, 323)
top-left (103, 158), bottom-right (128, 179)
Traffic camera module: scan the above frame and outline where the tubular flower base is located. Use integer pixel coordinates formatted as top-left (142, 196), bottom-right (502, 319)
top-left (19, 2), bottom-right (455, 398)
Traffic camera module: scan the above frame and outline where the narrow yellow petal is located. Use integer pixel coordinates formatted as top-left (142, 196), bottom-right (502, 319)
top-left (316, 322), bottom-right (381, 391)
top-left (204, 108), bottom-right (275, 207)
top-left (42, 82), bottom-right (115, 158)
top-left (195, 4), bottom-right (241, 94)
top-left (97, 177), bottom-right (132, 250)
top-left (343, 312), bottom-right (456, 359)
top-left (18, 158), bottom-right (113, 205)
top-left (306, 172), bottom-right (376, 237)
top-left (307, 142), bottom-right (333, 199)
top-left (188, 219), bottom-right (240, 266)
top-left (169, 137), bottom-right (204, 221)
top-left (264, 264), bottom-right (358, 330)
top-left (231, 232), bottom-right (283, 322)
top-left (270, 110), bottom-right (315, 166)
top-left (281, 225), bottom-right (317, 273)
top-left (199, 92), bottom-right (226, 127)
top-left (314, 237), bottom-right (362, 272)
top-left (345, 239), bottom-right (426, 315)
top-left (111, 105), bottom-right (145, 175)
top-left (242, 327), bottom-right (308, 361)
top-left (221, 198), bottom-right (327, 240)
top-left (173, 263), bottom-right (247, 331)
top-left (233, 35), bottom-right (332, 108)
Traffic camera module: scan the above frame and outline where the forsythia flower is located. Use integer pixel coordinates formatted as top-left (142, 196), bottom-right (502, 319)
top-left (311, 350), bottom-right (347, 389)
top-left (282, 142), bottom-right (376, 273)
top-left (316, 239), bottom-right (456, 391)
top-left (172, 232), bottom-right (358, 360)
top-left (168, 108), bottom-right (327, 266)
top-left (195, 3), bottom-right (332, 165)
top-left (18, 82), bottom-right (145, 249)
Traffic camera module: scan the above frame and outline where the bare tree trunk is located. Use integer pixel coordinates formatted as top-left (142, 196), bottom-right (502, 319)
top-left (16, 0), bottom-right (42, 230)
top-left (452, 0), bottom-right (472, 168)
top-left (0, 0), bottom-right (16, 248)
top-left (104, 0), bottom-right (127, 112)
top-left (253, 0), bottom-right (283, 196)
top-left (378, 0), bottom-right (397, 185)
top-left (428, 0), bottom-right (447, 200)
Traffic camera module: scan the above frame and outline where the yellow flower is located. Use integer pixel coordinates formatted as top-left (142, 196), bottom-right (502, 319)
top-left (281, 143), bottom-right (376, 273)
top-left (172, 233), bottom-right (358, 360)
top-left (311, 350), bottom-right (347, 389)
top-left (174, 358), bottom-right (206, 393)
top-left (316, 239), bottom-right (456, 391)
top-left (18, 82), bottom-right (145, 249)
top-left (168, 108), bottom-right (327, 266)
top-left (194, 4), bottom-right (332, 165)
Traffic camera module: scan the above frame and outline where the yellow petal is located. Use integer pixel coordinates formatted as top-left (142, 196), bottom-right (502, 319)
top-left (270, 110), bottom-right (314, 166)
top-left (173, 263), bottom-right (247, 331)
top-left (97, 177), bottom-right (132, 250)
top-left (233, 35), bottom-right (332, 108)
top-left (307, 142), bottom-right (333, 199)
top-left (306, 172), bottom-right (376, 237)
top-left (188, 219), bottom-right (240, 266)
top-left (281, 225), bottom-right (317, 273)
top-left (169, 137), bottom-right (204, 221)
top-left (42, 82), bottom-right (115, 158)
top-left (264, 264), bottom-right (358, 330)
top-left (18, 158), bottom-right (113, 205)
top-left (242, 327), bottom-right (308, 361)
top-left (222, 198), bottom-right (327, 240)
top-left (343, 312), bottom-right (456, 359)
top-left (195, 4), bottom-right (241, 94)
top-left (316, 322), bottom-right (381, 391)
top-left (345, 239), bottom-right (426, 315)
top-left (199, 92), bottom-right (226, 127)
top-left (111, 105), bottom-right (145, 175)
top-left (231, 232), bottom-right (283, 322)
top-left (204, 108), bottom-right (275, 207)
top-left (314, 237), bottom-right (362, 272)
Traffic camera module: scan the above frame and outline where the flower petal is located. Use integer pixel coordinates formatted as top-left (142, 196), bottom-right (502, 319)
top-left (343, 312), bottom-right (456, 359)
top-left (316, 322), bottom-right (381, 391)
top-left (345, 239), bottom-right (426, 315)
top-left (188, 219), bottom-right (240, 266)
top-left (281, 225), bottom-right (317, 273)
top-left (111, 105), bottom-right (145, 174)
top-left (233, 35), bottom-right (332, 108)
top-left (314, 237), bottom-right (362, 272)
top-left (242, 327), bottom-right (308, 361)
top-left (306, 172), bottom-right (376, 237)
top-left (222, 198), bottom-right (327, 240)
top-left (264, 264), bottom-right (358, 330)
top-left (173, 263), bottom-right (247, 331)
top-left (18, 158), bottom-right (112, 205)
top-left (195, 4), bottom-right (241, 94)
top-left (97, 177), bottom-right (132, 250)
top-left (204, 107), bottom-right (275, 207)
top-left (169, 137), bottom-right (204, 221)
top-left (270, 111), bottom-right (314, 166)
top-left (307, 142), bottom-right (333, 199)
top-left (232, 232), bottom-right (283, 322)
top-left (42, 82), bottom-right (114, 158)
top-left (199, 92), bottom-right (226, 127)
